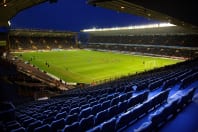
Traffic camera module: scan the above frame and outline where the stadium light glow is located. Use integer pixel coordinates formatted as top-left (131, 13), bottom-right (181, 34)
top-left (8, 20), bottom-right (11, 26)
top-left (82, 23), bottom-right (176, 32)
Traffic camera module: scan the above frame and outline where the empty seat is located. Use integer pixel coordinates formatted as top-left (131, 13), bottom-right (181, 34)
top-left (55, 112), bottom-right (67, 120)
top-left (34, 124), bottom-right (51, 132)
top-left (63, 122), bottom-right (80, 132)
top-left (79, 107), bottom-right (92, 119)
top-left (70, 107), bottom-right (80, 115)
top-left (106, 94), bottom-right (114, 100)
top-left (22, 118), bottom-right (36, 127)
top-left (101, 117), bottom-right (116, 132)
top-left (119, 94), bottom-right (127, 102)
top-left (79, 115), bottom-right (95, 131)
top-left (60, 107), bottom-right (70, 113)
top-left (124, 85), bottom-right (132, 92)
top-left (88, 98), bottom-right (96, 103)
top-left (90, 101), bottom-right (98, 107)
top-left (80, 104), bottom-right (90, 110)
top-left (134, 121), bottom-right (152, 132)
top-left (6, 122), bottom-right (21, 131)
top-left (101, 100), bottom-right (111, 110)
top-left (51, 118), bottom-right (65, 131)
top-left (118, 100), bottom-right (128, 113)
top-left (10, 127), bottom-right (25, 132)
top-left (95, 110), bottom-right (109, 125)
top-left (43, 116), bottom-right (55, 124)
top-left (79, 101), bottom-right (87, 106)
top-left (65, 113), bottom-right (78, 125)
top-left (98, 97), bottom-right (106, 104)
top-left (116, 111), bottom-right (131, 130)
top-left (110, 97), bottom-right (119, 106)
top-left (108, 105), bottom-right (119, 118)
top-left (86, 125), bottom-right (101, 132)
top-left (27, 120), bottom-right (42, 132)
top-left (92, 104), bottom-right (101, 115)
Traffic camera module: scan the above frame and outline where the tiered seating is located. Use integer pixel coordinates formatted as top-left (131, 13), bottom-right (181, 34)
top-left (180, 72), bottom-right (198, 89)
top-left (135, 88), bottom-right (196, 132)
top-left (84, 43), bottom-right (198, 58)
top-left (1, 58), bottom-right (198, 132)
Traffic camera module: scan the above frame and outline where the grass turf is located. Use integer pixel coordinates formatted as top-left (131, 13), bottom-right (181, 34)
top-left (13, 49), bottom-right (183, 84)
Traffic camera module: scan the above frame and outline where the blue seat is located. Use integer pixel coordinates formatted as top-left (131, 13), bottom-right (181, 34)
top-left (119, 94), bottom-right (127, 102)
top-left (108, 105), bottom-right (119, 118)
top-left (69, 107), bottom-right (80, 115)
top-left (86, 125), bottom-right (101, 132)
top-left (79, 101), bottom-right (87, 106)
top-left (7, 122), bottom-right (21, 131)
top-left (142, 101), bottom-right (151, 113)
top-left (92, 104), bottom-right (101, 115)
top-left (79, 115), bottom-right (95, 131)
top-left (116, 111), bottom-right (131, 130)
top-left (55, 112), bottom-right (67, 120)
top-left (47, 111), bottom-right (58, 118)
top-left (187, 88), bottom-right (196, 103)
top-left (116, 87), bottom-right (125, 93)
top-left (124, 85), bottom-right (132, 92)
top-left (43, 116), bottom-right (55, 124)
top-left (113, 93), bottom-right (119, 98)
top-left (101, 117), bottom-right (116, 132)
top-left (60, 106), bottom-right (70, 113)
top-left (98, 97), bottom-right (106, 104)
top-left (118, 100), bottom-right (128, 113)
top-left (63, 122), bottom-right (80, 132)
top-left (88, 98), bottom-right (96, 103)
top-left (101, 100), bottom-right (111, 110)
top-left (127, 97), bottom-right (136, 109)
top-left (79, 107), bottom-right (92, 119)
top-left (95, 110), bottom-right (109, 125)
top-left (110, 97), bottom-right (120, 106)
top-left (90, 101), bottom-right (98, 107)
top-left (133, 104), bottom-right (145, 119)
top-left (134, 121), bottom-right (152, 132)
top-left (34, 124), bottom-right (51, 132)
top-left (106, 94), bottom-right (114, 100)
top-left (10, 127), bottom-right (25, 132)
top-left (22, 118), bottom-right (36, 127)
top-left (151, 111), bottom-right (163, 127)
top-left (71, 102), bottom-right (79, 108)
top-left (27, 120), bottom-right (42, 132)
top-left (51, 118), bottom-right (65, 131)
top-left (65, 113), bottom-right (79, 125)
top-left (80, 104), bottom-right (90, 110)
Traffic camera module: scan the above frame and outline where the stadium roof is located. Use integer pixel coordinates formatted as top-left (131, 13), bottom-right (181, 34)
top-left (87, 0), bottom-right (198, 31)
top-left (0, 0), bottom-right (55, 27)
top-left (9, 29), bottom-right (77, 37)
top-left (82, 23), bottom-right (198, 36)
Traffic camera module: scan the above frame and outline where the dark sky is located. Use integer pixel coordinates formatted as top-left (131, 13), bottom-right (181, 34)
top-left (10, 0), bottom-right (158, 32)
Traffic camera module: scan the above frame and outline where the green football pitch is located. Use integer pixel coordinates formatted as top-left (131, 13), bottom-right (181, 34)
top-left (13, 49), bottom-right (183, 84)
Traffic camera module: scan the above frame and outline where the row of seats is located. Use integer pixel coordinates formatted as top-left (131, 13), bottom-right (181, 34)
top-left (135, 88), bottom-right (196, 132)
top-left (2, 59), bottom-right (198, 132)
top-left (180, 72), bottom-right (198, 89)
top-left (87, 88), bottom-right (170, 132)
top-left (3, 90), bottom-right (148, 132)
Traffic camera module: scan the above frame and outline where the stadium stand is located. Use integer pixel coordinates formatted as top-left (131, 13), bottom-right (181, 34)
top-left (1, 54), bottom-right (198, 131)
top-left (0, 1), bottom-right (198, 132)
top-left (9, 29), bottom-right (78, 51)
top-left (81, 25), bottom-right (198, 59)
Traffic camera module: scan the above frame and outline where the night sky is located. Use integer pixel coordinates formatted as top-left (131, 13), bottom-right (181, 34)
top-left (10, 0), bottom-right (157, 32)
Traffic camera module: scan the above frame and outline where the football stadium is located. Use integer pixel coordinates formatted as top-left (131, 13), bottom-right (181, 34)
top-left (0, 0), bottom-right (198, 132)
